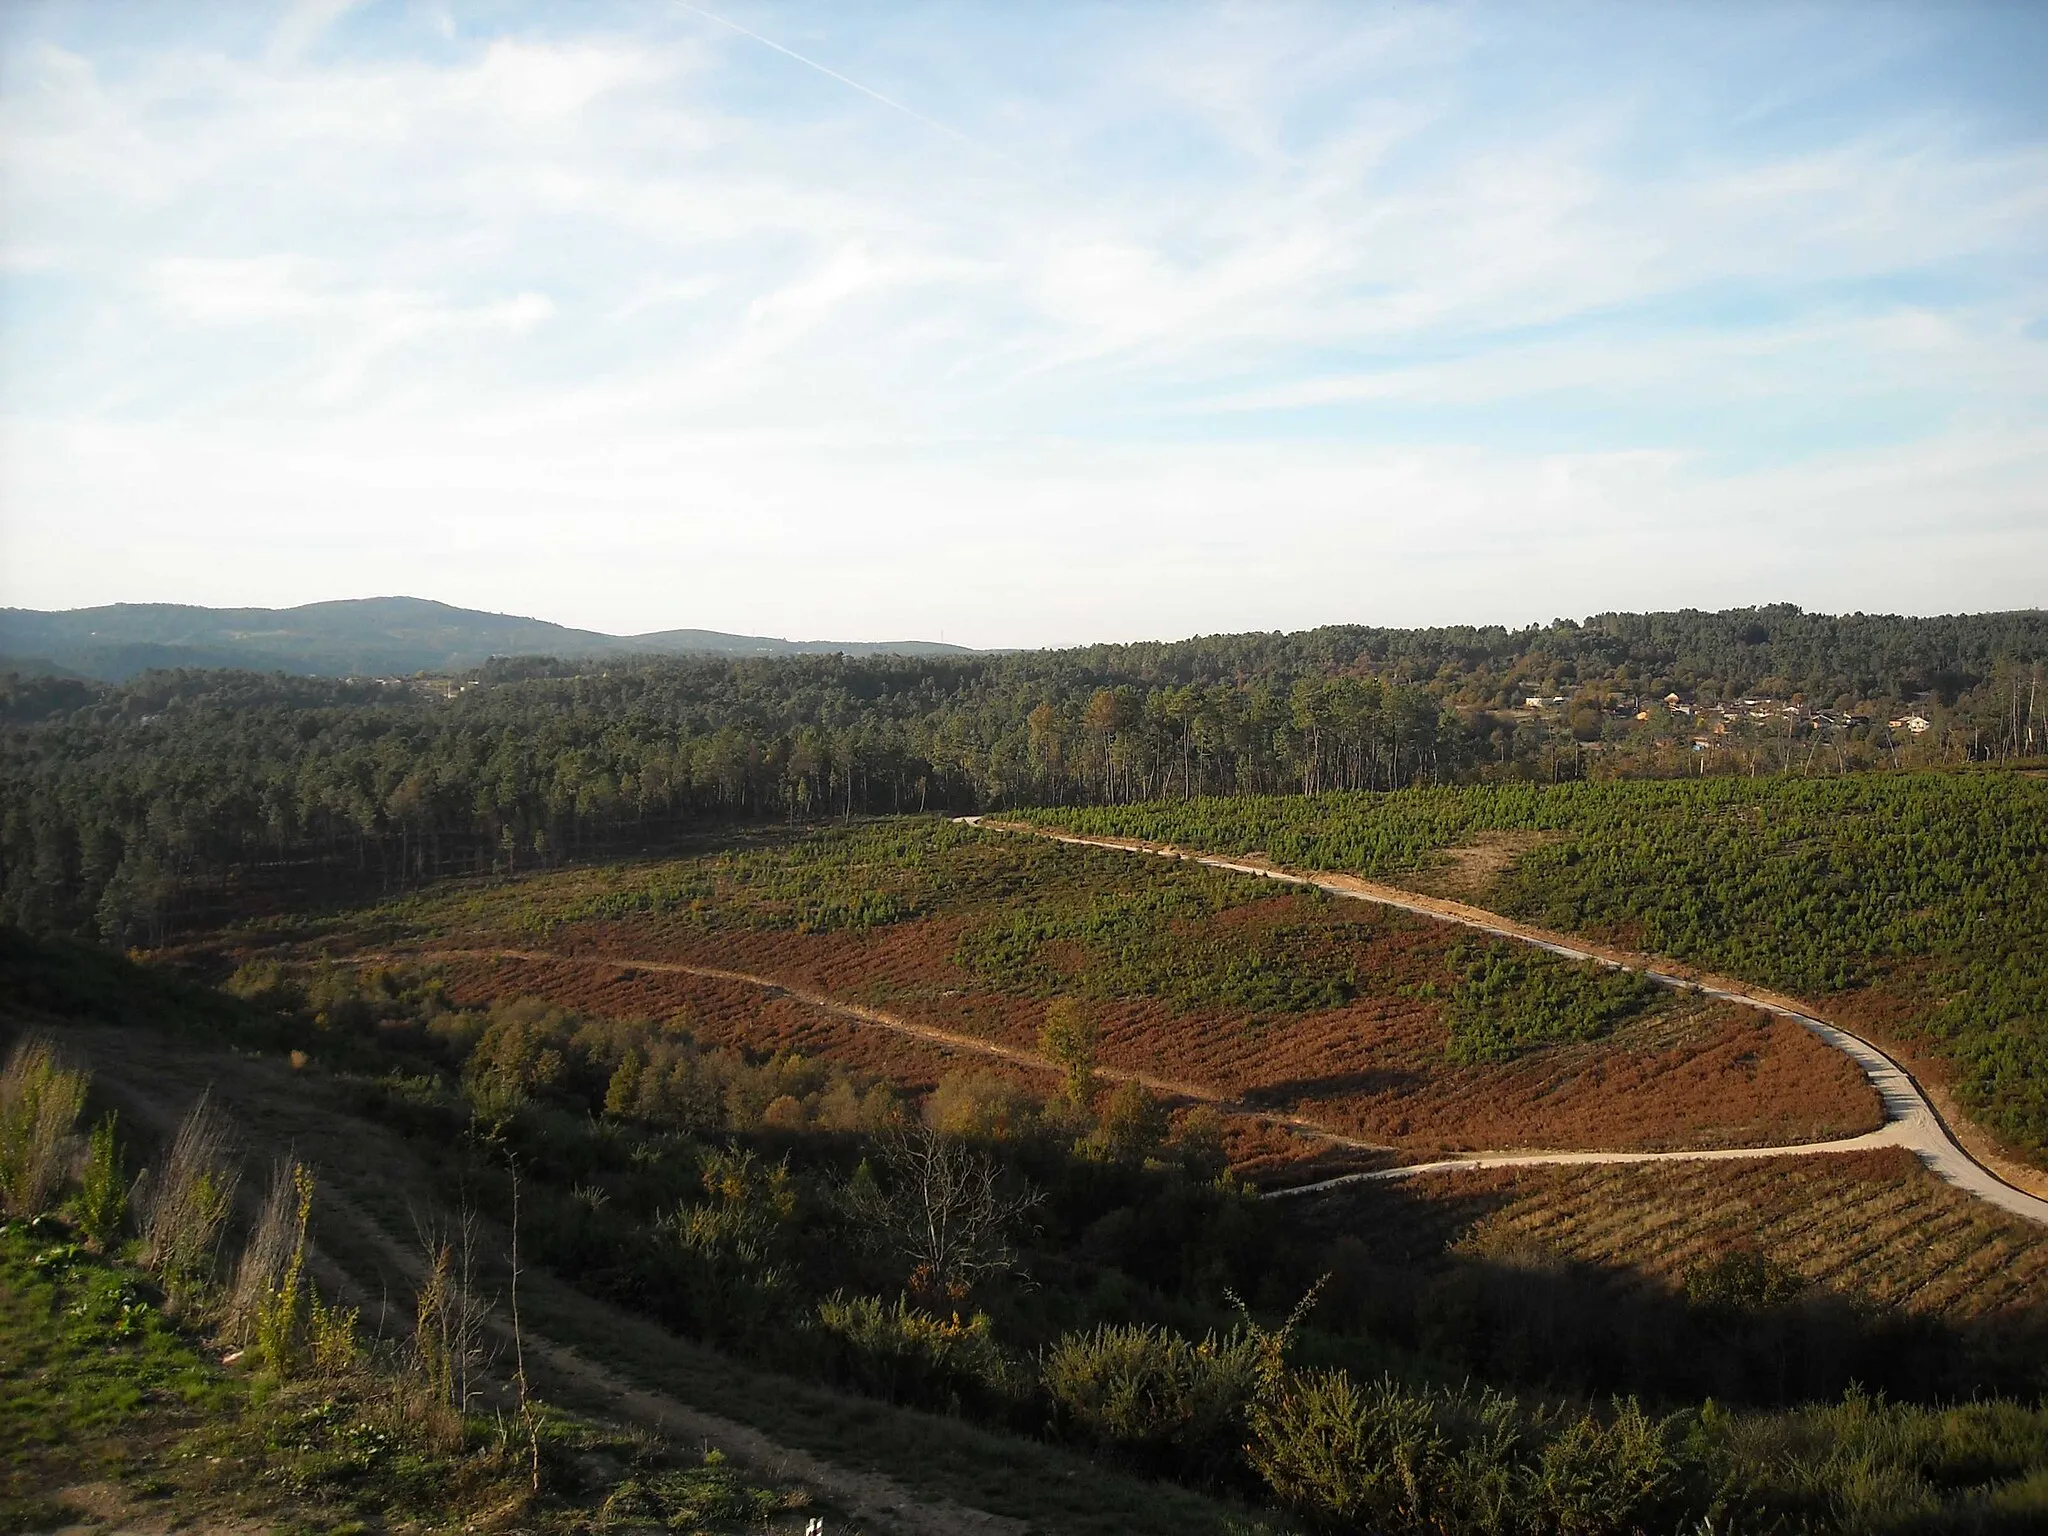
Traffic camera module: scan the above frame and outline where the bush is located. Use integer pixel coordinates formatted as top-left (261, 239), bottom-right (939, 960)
top-left (73, 1111), bottom-right (127, 1249)
top-left (815, 1292), bottom-right (1015, 1410)
top-left (1248, 1369), bottom-right (1449, 1531)
top-left (1531, 1400), bottom-right (1680, 1536)
top-left (1249, 1367), bottom-right (1680, 1536)
top-left (139, 1093), bottom-right (239, 1310)
top-left (1443, 941), bottom-right (1658, 1065)
top-left (228, 1159), bottom-right (316, 1378)
top-left (0, 1035), bottom-right (89, 1217)
top-left (1042, 1321), bottom-right (1262, 1469)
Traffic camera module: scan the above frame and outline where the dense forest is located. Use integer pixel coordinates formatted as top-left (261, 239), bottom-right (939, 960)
top-left (1, 604), bottom-right (2042, 943)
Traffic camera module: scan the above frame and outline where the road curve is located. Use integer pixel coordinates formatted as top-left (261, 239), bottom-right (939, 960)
top-left (960, 816), bottom-right (2048, 1226)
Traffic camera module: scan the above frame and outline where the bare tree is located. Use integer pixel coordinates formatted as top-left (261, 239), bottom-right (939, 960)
top-left (411, 1206), bottom-right (498, 1425)
top-left (845, 1125), bottom-right (1041, 1306)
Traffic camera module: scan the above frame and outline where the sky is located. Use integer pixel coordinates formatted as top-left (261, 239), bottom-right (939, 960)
top-left (1, 1), bottom-right (2045, 648)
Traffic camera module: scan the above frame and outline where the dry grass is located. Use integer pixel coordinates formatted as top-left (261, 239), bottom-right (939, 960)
top-left (139, 1093), bottom-right (240, 1307)
top-left (1396, 830), bottom-right (1561, 900)
top-left (0, 1035), bottom-right (88, 1217)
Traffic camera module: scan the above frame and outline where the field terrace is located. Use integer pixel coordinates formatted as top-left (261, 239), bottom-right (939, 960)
top-left (302, 820), bottom-right (1880, 1179)
top-left (1305, 1148), bottom-right (2048, 1325)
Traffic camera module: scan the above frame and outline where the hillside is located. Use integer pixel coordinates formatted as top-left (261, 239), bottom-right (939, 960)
top-left (11, 794), bottom-right (2048, 1533)
top-left (0, 596), bottom-right (972, 680)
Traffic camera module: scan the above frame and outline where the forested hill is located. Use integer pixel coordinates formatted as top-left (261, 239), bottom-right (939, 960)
top-left (0, 596), bottom-right (971, 679)
top-left (2, 602), bottom-right (2043, 944)
top-left (1026, 604), bottom-right (2048, 704)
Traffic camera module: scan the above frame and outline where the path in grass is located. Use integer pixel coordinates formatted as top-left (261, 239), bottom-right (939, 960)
top-left (959, 818), bottom-right (2048, 1226)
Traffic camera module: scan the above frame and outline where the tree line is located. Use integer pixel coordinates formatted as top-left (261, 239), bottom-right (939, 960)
top-left (2, 603), bottom-right (2043, 944)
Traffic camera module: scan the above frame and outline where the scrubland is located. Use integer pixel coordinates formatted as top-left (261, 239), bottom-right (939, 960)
top-left (297, 819), bottom-right (1879, 1165)
top-left (6, 771), bottom-right (2047, 1534)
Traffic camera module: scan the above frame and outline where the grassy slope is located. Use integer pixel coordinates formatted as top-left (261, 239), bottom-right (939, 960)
top-left (0, 1216), bottom-right (828, 1536)
top-left (3, 992), bottom-right (1279, 1536)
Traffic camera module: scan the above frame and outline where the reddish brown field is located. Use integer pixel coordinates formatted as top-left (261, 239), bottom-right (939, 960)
top-left (1307, 1148), bottom-right (2048, 1321)
top-left (406, 886), bottom-right (1880, 1159)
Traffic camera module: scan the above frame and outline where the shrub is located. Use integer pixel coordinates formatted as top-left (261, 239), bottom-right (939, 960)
top-left (1248, 1369), bottom-right (1450, 1531)
top-left (0, 1035), bottom-right (89, 1217)
top-left (73, 1111), bottom-right (127, 1249)
top-left (1684, 1248), bottom-right (1807, 1315)
top-left (1250, 1368), bottom-right (1682, 1536)
top-left (410, 1210), bottom-right (497, 1435)
top-left (1042, 1322), bottom-right (1262, 1468)
top-left (658, 1147), bottom-right (801, 1340)
top-left (1443, 941), bottom-right (1658, 1065)
top-left (139, 1092), bottom-right (239, 1309)
top-left (1088, 1082), bottom-right (1172, 1164)
top-left (1040, 997), bottom-right (1099, 1107)
top-left (815, 1292), bottom-right (1014, 1409)
top-left (925, 1071), bottom-right (1041, 1141)
top-left (1531, 1400), bottom-right (1680, 1536)
top-left (228, 1158), bottom-right (316, 1378)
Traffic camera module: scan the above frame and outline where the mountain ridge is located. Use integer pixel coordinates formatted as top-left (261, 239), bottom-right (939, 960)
top-left (0, 596), bottom-right (973, 680)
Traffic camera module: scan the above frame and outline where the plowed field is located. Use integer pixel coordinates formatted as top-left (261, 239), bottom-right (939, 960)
top-left (355, 821), bottom-right (1880, 1161)
top-left (1304, 1148), bottom-right (2048, 1321)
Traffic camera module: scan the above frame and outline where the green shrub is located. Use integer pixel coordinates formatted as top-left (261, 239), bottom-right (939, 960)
top-left (1249, 1367), bottom-right (1680, 1536)
top-left (228, 1160), bottom-right (316, 1379)
top-left (815, 1292), bottom-right (1015, 1409)
top-left (0, 1036), bottom-right (89, 1217)
top-left (1684, 1248), bottom-right (1806, 1316)
top-left (1444, 941), bottom-right (1659, 1064)
top-left (1248, 1369), bottom-right (1450, 1531)
top-left (73, 1112), bottom-right (127, 1250)
top-left (1531, 1400), bottom-right (1680, 1536)
top-left (1042, 1321), bottom-right (1262, 1467)
top-left (1701, 1389), bottom-right (2048, 1534)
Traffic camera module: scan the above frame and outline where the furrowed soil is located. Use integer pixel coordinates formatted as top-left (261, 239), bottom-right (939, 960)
top-left (1305, 1147), bottom-right (2048, 1322)
top-left (290, 822), bottom-right (1880, 1165)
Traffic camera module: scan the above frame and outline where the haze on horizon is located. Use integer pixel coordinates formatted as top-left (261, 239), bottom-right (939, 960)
top-left (2, 0), bottom-right (2045, 651)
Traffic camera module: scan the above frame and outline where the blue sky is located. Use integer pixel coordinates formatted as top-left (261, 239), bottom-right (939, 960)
top-left (2, 1), bottom-right (2044, 645)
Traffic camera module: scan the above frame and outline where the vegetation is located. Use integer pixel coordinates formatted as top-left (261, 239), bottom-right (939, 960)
top-left (1443, 941), bottom-right (1661, 1065)
top-left (4, 605), bottom-right (2042, 944)
top-left (5, 605), bottom-right (2047, 1530)
top-left (6, 887), bottom-right (2048, 1530)
top-left (1019, 770), bottom-right (2048, 1158)
top-left (0, 1034), bottom-right (826, 1534)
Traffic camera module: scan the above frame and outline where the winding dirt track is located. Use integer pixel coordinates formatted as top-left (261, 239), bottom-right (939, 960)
top-left (959, 817), bottom-right (2048, 1225)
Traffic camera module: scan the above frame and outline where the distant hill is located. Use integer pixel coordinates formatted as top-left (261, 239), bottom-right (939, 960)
top-left (0, 597), bottom-right (973, 680)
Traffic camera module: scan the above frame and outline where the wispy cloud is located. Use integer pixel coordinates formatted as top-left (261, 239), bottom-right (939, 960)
top-left (1, 0), bottom-right (2043, 640)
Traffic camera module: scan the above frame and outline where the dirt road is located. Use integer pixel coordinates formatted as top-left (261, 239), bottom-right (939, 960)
top-left (961, 817), bottom-right (2048, 1226)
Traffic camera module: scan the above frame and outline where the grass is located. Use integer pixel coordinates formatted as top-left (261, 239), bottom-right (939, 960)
top-left (0, 1214), bottom-right (832, 1534)
top-left (0, 1217), bottom-right (229, 1518)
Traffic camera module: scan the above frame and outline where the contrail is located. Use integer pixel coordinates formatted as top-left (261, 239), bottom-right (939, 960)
top-left (676, 1), bottom-right (978, 151)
